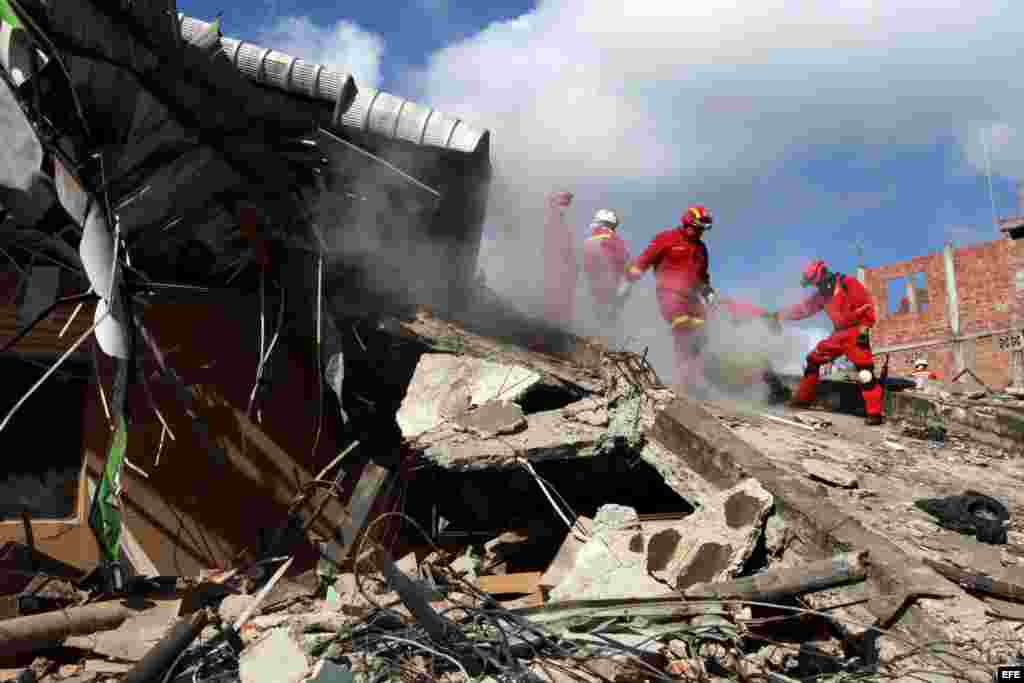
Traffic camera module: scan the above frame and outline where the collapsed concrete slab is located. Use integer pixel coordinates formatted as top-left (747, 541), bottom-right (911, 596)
top-left (548, 505), bottom-right (672, 601)
top-left (415, 406), bottom-right (611, 469)
top-left (647, 478), bottom-right (773, 590)
top-left (397, 354), bottom-right (543, 438)
top-left (648, 394), bottom-right (1006, 682)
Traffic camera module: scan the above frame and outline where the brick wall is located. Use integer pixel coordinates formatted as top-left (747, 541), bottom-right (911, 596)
top-left (863, 238), bottom-right (1016, 389)
top-left (863, 252), bottom-right (949, 347)
top-left (954, 241), bottom-right (1010, 336)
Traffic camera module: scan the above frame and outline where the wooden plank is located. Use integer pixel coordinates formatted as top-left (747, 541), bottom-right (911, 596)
top-left (500, 590), bottom-right (543, 609)
top-left (477, 571), bottom-right (542, 596)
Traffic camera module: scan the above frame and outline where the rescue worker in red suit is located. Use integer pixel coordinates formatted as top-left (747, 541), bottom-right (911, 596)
top-left (764, 260), bottom-right (884, 425)
top-left (542, 191), bottom-right (577, 327)
top-left (623, 205), bottom-right (716, 394)
top-left (582, 209), bottom-right (631, 332)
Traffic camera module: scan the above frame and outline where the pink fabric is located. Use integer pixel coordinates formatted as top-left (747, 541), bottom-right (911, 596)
top-left (543, 193), bottom-right (577, 325)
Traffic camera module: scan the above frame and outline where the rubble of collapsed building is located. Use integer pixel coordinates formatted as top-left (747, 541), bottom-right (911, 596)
top-left (2, 3), bottom-right (1024, 683)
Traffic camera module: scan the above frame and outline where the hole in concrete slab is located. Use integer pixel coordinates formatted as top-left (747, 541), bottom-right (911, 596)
top-left (646, 529), bottom-right (682, 572)
top-left (725, 490), bottom-right (764, 529)
top-left (516, 383), bottom-right (586, 414)
top-left (404, 449), bottom-right (694, 572)
top-left (675, 542), bottom-right (734, 591)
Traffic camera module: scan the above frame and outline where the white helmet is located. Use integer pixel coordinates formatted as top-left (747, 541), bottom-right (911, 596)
top-left (914, 357), bottom-right (928, 368)
top-left (592, 209), bottom-right (619, 228)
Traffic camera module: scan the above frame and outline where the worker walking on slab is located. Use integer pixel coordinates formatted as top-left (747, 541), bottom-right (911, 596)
top-left (542, 191), bottom-right (577, 328)
top-left (764, 260), bottom-right (884, 425)
top-left (582, 209), bottom-right (631, 336)
top-left (621, 205), bottom-right (716, 395)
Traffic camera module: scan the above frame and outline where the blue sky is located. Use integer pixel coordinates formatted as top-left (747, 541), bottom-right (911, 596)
top-left (175, 1), bottom-right (1023, 371)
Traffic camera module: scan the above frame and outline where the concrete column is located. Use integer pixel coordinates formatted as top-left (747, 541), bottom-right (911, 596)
top-left (943, 243), bottom-right (962, 374)
top-left (943, 243), bottom-right (959, 336)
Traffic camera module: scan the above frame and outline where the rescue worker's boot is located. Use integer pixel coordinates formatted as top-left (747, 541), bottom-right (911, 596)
top-left (788, 365), bottom-right (819, 409)
top-left (857, 364), bottom-right (885, 426)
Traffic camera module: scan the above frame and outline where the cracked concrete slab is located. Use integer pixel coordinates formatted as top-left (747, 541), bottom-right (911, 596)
top-left (549, 505), bottom-right (673, 601)
top-left (646, 478), bottom-right (773, 590)
top-left (452, 400), bottom-right (527, 438)
top-left (397, 354), bottom-right (542, 438)
top-left (415, 406), bottom-right (611, 470)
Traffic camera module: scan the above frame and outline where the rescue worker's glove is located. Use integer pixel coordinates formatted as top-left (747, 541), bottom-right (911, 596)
top-left (616, 280), bottom-right (634, 301)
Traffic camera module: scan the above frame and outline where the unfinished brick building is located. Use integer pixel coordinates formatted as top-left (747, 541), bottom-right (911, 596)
top-left (860, 184), bottom-right (1024, 389)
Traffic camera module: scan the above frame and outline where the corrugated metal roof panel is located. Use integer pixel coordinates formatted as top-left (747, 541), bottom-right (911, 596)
top-left (339, 86), bottom-right (485, 154)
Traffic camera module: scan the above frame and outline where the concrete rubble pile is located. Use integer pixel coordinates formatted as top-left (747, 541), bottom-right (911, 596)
top-left (3, 306), bottom-right (1024, 683)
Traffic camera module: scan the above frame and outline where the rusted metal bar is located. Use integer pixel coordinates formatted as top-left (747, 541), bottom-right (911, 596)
top-left (683, 551), bottom-right (870, 602)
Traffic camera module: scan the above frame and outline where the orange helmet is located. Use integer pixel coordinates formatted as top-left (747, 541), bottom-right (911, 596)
top-left (681, 205), bottom-right (712, 230)
top-left (801, 260), bottom-right (829, 287)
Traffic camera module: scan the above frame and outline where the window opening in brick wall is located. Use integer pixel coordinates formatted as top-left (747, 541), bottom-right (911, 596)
top-left (913, 272), bottom-right (929, 312)
top-left (0, 359), bottom-right (88, 520)
top-left (886, 276), bottom-right (911, 315)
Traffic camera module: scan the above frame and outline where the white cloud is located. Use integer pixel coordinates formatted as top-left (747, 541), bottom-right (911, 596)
top-left (410, 1), bottom-right (1021, 185)
top-left (256, 16), bottom-right (385, 88)
top-left (401, 0), bottom-right (1021, 346)
top-left (962, 121), bottom-right (1024, 182)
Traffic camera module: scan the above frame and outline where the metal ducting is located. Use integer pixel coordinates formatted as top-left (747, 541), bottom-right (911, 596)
top-left (341, 86), bottom-right (487, 155)
top-left (178, 15), bottom-right (357, 127)
top-left (178, 14), bottom-right (486, 155)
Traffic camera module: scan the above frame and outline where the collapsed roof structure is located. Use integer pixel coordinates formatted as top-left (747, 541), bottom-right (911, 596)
top-left (0, 0), bottom-right (491, 365)
top-left (2, 3), bottom-right (1024, 682)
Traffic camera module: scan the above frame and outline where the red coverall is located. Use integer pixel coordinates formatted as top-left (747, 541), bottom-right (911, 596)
top-left (582, 226), bottom-right (630, 327)
top-left (627, 226), bottom-right (710, 389)
top-left (542, 192), bottom-right (577, 326)
top-left (780, 274), bottom-right (883, 417)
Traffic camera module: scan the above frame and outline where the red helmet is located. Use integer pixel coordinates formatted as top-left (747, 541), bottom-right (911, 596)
top-left (801, 260), bottom-right (829, 287)
top-left (681, 205), bottom-right (713, 229)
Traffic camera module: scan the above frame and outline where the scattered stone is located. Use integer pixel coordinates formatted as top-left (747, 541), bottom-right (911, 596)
top-left (218, 594), bottom-right (251, 624)
top-left (240, 628), bottom-right (308, 683)
top-left (305, 658), bottom-right (355, 683)
top-left (396, 553), bottom-right (419, 576)
top-left (884, 440), bottom-right (906, 451)
top-left (562, 397), bottom-right (610, 427)
top-left (802, 460), bottom-right (858, 489)
top-left (452, 400), bottom-right (527, 438)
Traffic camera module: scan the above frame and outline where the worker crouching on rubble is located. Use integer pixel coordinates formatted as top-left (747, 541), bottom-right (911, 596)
top-left (621, 205), bottom-right (716, 396)
top-left (582, 209), bottom-right (631, 337)
top-left (911, 357), bottom-right (939, 389)
top-left (764, 260), bottom-right (884, 425)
